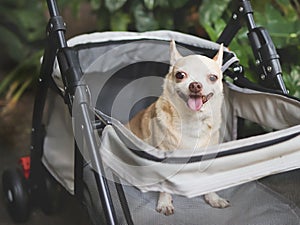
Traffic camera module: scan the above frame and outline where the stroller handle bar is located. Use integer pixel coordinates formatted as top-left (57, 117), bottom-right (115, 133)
top-left (47, 0), bottom-right (60, 17)
top-left (46, 0), bottom-right (67, 48)
top-left (217, 0), bottom-right (288, 94)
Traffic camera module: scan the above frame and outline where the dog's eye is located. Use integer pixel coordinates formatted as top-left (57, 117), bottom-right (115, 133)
top-left (209, 74), bottom-right (218, 82)
top-left (175, 71), bottom-right (186, 80)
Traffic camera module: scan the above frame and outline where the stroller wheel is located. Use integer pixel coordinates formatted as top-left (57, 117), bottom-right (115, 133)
top-left (2, 168), bottom-right (31, 222)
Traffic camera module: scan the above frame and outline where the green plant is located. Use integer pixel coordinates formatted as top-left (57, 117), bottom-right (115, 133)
top-left (86, 0), bottom-right (201, 32)
top-left (199, 0), bottom-right (300, 97)
top-left (0, 0), bottom-right (202, 113)
top-left (0, 0), bottom-right (47, 112)
top-left (0, 51), bottom-right (42, 113)
top-left (0, 0), bottom-right (46, 62)
top-left (1, 0), bottom-right (299, 114)
top-left (0, 0), bottom-right (82, 112)
top-left (283, 65), bottom-right (300, 97)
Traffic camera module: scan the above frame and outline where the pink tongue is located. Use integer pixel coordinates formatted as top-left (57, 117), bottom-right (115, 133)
top-left (187, 97), bottom-right (203, 111)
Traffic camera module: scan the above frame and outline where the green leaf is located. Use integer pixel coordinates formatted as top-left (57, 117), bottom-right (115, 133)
top-left (134, 4), bottom-right (159, 31)
top-left (0, 26), bottom-right (27, 62)
top-left (274, 0), bottom-right (298, 21)
top-left (155, 0), bottom-right (169, 8)
top-left (254, 5), bottom-right (300, 48)
top-left (156, 9), bottom-right (174, 30)
top-left (111, 12), bottom-right (131, 31)
top-left (283, 65), bottom-right (300, 98)
top-left (168, 0), bottom-right (189, 9)
top-left (144, 0), bottom-right (155, 10)
top-left (94, 8), bottom-right (111, 31)
top-left (14, 9), bottom-right (45, 42)
top-left (105, 0), bottom-right (127, 12)
top-left (90, 0), bottom-right (102, 10)
top-left (0, 50), bottom-right (42, 103)
top-left (199, 0), bottom-right (231, 27)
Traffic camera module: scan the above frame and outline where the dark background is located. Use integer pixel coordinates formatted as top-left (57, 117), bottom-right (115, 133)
top-left (0, 4), bottom-right (96, 224)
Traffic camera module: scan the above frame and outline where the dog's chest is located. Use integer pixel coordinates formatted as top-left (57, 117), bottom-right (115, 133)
top-left (175, 117), bottom-right (216, 149)
top-left (148, 112), bottom-right (217, 151)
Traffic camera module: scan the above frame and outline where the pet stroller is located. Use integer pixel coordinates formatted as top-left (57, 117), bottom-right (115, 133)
top-left (2, 0), bottom-right (300, 224)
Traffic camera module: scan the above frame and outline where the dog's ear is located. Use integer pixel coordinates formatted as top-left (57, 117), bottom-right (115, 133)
top-left (170, 40), bottom-right (182, 66)
top-left (213, 43), bottom-right (224, 68)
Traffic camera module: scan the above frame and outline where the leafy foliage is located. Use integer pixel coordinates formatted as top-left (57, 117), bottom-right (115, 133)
top-left (199, 0), bottom-right (300, 97)
top-left (1, 0), bottom-right (300, 113)
top-left (0, 0), bottom-right (46, 112)
top-left (0, 0), bottom-right (46, 62)
top-left (0, 51), bottom-right (42, 113)
top-left (83, 0), bottom-right (200, 32)
top-left (283, 65), bottom-right (300, 97)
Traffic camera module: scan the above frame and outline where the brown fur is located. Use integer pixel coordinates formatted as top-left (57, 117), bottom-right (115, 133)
top-left (127, 41), bottom-right (229, 215)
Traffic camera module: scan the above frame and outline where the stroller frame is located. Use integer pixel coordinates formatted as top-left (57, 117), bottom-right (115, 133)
top-left (2, 0), bottom-right (292, 224)
top-left (29, 0), bottom-right (118, 224)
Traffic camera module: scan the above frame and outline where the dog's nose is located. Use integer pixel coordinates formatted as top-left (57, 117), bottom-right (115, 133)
top-left (189, 82), bottom-right (202, 93)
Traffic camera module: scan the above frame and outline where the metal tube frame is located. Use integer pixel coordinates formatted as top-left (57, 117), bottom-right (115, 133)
top-left (217, 0), bottom-right (288, 94)
top-left (29, 0), bottom-right (118, 224)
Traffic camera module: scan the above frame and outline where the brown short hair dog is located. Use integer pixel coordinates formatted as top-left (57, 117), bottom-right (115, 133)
top-left (127, 40), bottom-right (229, 216)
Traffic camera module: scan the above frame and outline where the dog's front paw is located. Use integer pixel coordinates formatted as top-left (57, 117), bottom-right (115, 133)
top-left (156, 192), bottom-right (174, 216)
top-left (156, 201), bottom-right (174, 216)
top-left (204, 192), bottom-right (230, 208)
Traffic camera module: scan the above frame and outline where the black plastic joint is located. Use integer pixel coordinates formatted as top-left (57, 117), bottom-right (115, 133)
top-left (47, 16), bottom-right (66, 35)
top-left (238, 0), bottom-right (253, 15)
top-left (57, 48), bottom-right (84, 103)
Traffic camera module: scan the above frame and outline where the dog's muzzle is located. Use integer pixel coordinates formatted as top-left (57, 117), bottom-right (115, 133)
top-left (187, 93), bottom-right (213, 111)
top-left (176, 90), bottom-right (214, 111)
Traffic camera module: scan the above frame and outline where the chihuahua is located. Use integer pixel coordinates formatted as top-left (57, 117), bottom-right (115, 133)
top-left (127, 40), bottom-right (229, 215)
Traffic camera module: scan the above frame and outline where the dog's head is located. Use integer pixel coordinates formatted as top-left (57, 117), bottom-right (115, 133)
top-left (164, 40), bottom-right (224, 112)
